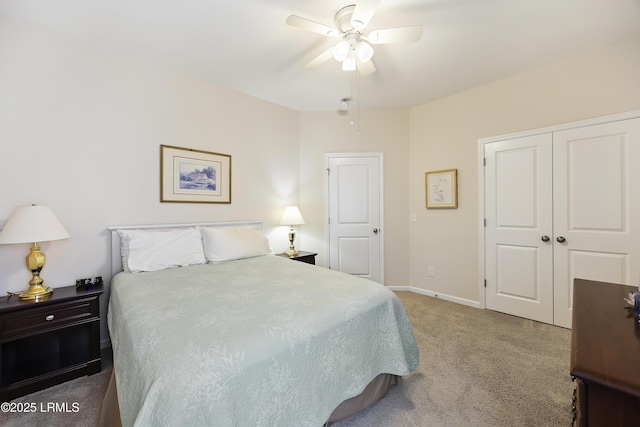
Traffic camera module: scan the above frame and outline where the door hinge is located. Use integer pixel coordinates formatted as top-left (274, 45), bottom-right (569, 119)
top-left (483, 158), bottom-right (486, 166)
top-left (326, 168), bottom-right (331, 175)
top-left (484, 279), bottom-right (487, 288)
top-left (484, 218), bottom-right (487, 227)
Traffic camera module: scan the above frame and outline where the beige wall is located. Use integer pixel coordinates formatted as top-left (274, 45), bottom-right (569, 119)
top-left (3, 15), bottom-right (640, 311)
top-left (0, 17), bottom-right (301, 296)
top-left (299, 109), bottom-right (410, 286)
top-left (408, 36), bottom-right (640, 304)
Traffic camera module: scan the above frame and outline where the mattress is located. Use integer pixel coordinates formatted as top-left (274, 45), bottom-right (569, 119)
top-left (107, 255), bottom-right (419, 426)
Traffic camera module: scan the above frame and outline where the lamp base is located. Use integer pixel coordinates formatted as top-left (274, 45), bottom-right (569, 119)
top-left (19, 283), bottom-right (53, 301)
top-left (20, 242), bottom-right (53, 300)
top-left (287, 227), bottom-right (298, 257)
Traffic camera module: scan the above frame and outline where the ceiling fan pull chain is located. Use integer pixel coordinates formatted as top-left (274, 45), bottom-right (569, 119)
top-left (356, 70), bottom-right (361, 135)
top-left (350, 72), bottom-right (355, 126)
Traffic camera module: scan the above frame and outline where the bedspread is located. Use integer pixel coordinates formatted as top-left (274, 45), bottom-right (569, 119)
top-left (108, 255), bottom-right (418, 427)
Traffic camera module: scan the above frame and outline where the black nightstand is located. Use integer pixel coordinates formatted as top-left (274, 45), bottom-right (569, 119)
top-left (0, 285), bottom-right (103, 401)
top-left (277, 251), bottom-right (318, 265)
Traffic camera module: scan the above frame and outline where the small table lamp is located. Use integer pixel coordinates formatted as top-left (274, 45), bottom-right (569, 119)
top-left (279, 206), bottom-right (305, 257)
top-left (0, 205), bottom-right (70, 301)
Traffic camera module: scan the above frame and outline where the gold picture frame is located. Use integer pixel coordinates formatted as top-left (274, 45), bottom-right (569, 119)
top-left (426, 168), bottom-right (458, 209)
top-left (160, 145), bottom-right (231, 203)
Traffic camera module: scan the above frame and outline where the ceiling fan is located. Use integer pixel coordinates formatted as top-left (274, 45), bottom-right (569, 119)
top-left (286, 0), bottom-right (423, 76)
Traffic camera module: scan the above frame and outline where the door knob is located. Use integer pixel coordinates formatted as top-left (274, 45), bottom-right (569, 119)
top-left (373, 228), bottom-right (379, 234)
top-left (556, 236), bottom-right (566, 243)
top-left (541, 235), bottom-right (550, 242)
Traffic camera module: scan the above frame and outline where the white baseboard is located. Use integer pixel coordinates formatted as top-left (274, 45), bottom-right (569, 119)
top-left (387, 286), bottom-right (481, 309)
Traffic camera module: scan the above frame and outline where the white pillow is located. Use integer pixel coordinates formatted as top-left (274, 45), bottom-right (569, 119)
top-left (200, 226), bottom-right (271, 263)
top-left (118, 227), bottom-right (206, 273)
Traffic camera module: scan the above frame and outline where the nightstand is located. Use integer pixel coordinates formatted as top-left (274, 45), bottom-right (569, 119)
top-left (0, 285), bottom-right (103, 402)
top-left (277, 251), bottom-right (318, 265)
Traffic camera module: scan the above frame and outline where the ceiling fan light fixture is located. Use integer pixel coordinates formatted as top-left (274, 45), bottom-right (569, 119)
top-left (355, 41), bottom-right (374, 62)
top-left (342, 53), bottom-right (356, 71)
top-left (332, 40), bottom-right (350, 62)
top-left (287, 3), bottom-right (423, 77)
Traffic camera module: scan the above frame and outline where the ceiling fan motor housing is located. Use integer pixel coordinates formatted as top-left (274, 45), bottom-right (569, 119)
top-left (335, 5), bottom-right (360, 33)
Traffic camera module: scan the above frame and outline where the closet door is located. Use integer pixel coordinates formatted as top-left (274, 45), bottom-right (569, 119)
top-left (484, 134), bottom-right (554, 324)
top-left (553, 118), bottom-right (640, 328)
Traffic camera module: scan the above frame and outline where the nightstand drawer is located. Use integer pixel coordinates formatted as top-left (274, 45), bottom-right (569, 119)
top-left (0, 297), bottom-right (98, 340)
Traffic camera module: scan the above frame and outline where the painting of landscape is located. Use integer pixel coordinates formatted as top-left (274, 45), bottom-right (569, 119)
top-left (178, 161), bottom-right (217, 192)
top-left (161, 144), bottom-right (231, 204)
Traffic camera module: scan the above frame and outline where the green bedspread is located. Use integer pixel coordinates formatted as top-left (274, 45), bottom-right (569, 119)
top-left (108, 255), bottom-right (419, 426)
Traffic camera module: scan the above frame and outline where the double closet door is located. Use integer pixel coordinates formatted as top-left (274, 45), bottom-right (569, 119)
top-left (483, 116), bottom-right (640, 328)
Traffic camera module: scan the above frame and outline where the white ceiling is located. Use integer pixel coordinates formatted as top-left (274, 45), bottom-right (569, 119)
top-left (1, 0), bottom-right (640, 111)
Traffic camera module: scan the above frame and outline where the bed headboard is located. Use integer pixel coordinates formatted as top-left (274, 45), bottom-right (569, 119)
top-left (107, 221), bottom-right (263, 278)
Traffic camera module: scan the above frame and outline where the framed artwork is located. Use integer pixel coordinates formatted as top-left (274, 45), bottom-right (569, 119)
top-left (426, 168), bottom-right (458, 209)
top-left (160, 145), bottom-right (231, 203)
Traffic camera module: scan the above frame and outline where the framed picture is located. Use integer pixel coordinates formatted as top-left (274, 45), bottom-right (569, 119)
top-left (426, 168), bottom-right (458, 209)
top-left (160, 145), bottom-right (231, 203)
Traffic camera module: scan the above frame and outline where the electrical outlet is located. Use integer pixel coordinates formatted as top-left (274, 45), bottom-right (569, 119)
top-left (427, 267), bottom-right (435, 277)
top-left (410, 213), bottom-right (417, 223)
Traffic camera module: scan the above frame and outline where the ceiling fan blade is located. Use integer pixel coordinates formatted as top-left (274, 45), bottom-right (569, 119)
top-left (351, 0), bottom-right (381, 30)
top-left (368, 26), bottom-right (423, 44)
top-left (304, 48), bottom-right (334, 69)
top-left (358, 59), bottom-right (376, 76)
top-left (286, 15), bottom-right (340, 37)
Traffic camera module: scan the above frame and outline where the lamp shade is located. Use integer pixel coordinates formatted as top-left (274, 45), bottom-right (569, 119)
top-left (279, 206), bottom-right (305, 226)
top-left (342, 52), bottom-right (357, 71)
top-left (356, 41), bottom-right (374, 62)
top-left (332, 40), bottom-right (350, 62)
top-left (0, 205), bottom-right (70, 244)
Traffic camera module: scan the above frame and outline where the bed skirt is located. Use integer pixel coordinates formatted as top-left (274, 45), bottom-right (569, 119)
top-left (98, 370), bottom-right (400, 426)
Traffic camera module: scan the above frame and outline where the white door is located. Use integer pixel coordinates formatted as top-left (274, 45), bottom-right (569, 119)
top-left (484, 117), bottom-right (640, 327)
top-left (326, 153), bottom-right (383, 283)
top-left (553, 118), bottom-right (640, 327)
top-left (484, 134), bottom-right (555, 324)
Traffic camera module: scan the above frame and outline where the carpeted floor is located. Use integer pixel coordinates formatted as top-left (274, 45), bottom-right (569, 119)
top-left (334, 292), bottom-right (573, 426)
top-left (2, 291), bottom-right (573, 426)
top-left (2, 359), bottom-right (112, 427)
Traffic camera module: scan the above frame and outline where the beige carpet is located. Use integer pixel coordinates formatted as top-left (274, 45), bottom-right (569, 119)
top-left (334, 292), bottom-right (573, 426)
top-left (2, 365), bottom-right (112, 427)
top-left (2, 291), bottom-right (573, 426)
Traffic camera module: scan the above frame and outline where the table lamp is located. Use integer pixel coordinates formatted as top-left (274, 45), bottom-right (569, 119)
top-left (279, 206), bottom-right (305, 257)
top-left (0, 205), bottom-right (70, 301)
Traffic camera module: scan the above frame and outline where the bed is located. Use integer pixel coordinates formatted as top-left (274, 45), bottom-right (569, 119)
top-left (99, 221), bottom-right (419, 427)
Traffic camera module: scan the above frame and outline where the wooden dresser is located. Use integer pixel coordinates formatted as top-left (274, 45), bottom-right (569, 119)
top-left (570, 279), bottom-right (640, 426)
